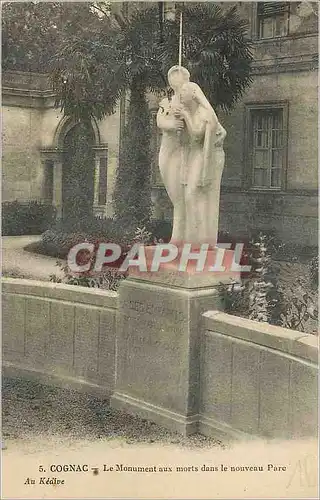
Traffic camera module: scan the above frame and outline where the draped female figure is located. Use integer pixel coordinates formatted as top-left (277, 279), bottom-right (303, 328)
top-left (173, 82), bottom-right (227, 246)
top-left (156, 66), bottom-right (190, 243)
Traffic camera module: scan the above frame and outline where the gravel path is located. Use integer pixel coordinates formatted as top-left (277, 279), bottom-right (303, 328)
top-left (2, 235), bottom-right (63, 281)
top-left (2, 378), bottom-right (318, 500)
top-left (2, 377), bottom-right (223, 450)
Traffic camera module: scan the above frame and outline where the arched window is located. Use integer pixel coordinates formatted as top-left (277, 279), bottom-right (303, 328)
top-left (41, 118), bottom-right (108, 219)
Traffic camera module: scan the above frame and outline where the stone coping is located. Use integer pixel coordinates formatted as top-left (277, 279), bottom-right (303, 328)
top-left (203, 311), bottom-right (319, 364)
top-left (2, 70), bottom-right (51, 90)
top-left (2, 278), bottom-right (118, 309)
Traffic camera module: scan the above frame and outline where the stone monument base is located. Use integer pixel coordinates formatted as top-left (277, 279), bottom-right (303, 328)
top-left (111, 393), bottom-right (200, 436)
top-left (129, 246), bottom-right (243, 288)
top-left (111, 252), bottom-right (241, 435)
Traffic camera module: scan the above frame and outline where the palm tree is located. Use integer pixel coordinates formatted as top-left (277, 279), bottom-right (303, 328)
top-left (50, 2), bottom-right (253, 228)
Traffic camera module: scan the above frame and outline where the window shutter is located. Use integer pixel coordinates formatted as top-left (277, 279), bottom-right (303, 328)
top-left (257, 2), bottom-right (289, 16)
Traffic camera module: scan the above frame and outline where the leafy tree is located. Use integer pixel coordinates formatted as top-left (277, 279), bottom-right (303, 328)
top-left (2, 2), bottom-right (107, 73)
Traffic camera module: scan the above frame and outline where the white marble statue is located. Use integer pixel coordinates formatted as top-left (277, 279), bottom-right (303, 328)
top-left (156, 66), bottom-right (190, 242)
top-left (157, 66), bottom-right (226, 247)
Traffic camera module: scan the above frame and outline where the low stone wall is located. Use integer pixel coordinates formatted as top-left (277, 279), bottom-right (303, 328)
top-left (200, 311), bottom-right (318, 440)
top-left (2, 278), bottom-right (318, 440)
top-left (2, 278), bottom-right (117, 396)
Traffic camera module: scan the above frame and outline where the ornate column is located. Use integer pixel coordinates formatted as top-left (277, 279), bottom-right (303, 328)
top-left (93, 155), bottom-right (100, 208)
top-left (53, 159), bottom-right (63, 218)
top-left (40, 148), bottom-right (64, 219)
top-left (92, 144), bottom-right (108, 217)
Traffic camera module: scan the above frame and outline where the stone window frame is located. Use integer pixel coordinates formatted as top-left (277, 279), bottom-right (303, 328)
top-left (40, 118), bottom-right (109, 218)
top-left (40, 148), bottom-right (64, 218)
top-left (251, 2), bottom-right (291, 40)
top-left (244, 101), bottom-right (289, 192)
top-left (93, 145), bottom-right (109, 217)
top-left (42, 158), bottom-right (54, 203)
top-left (40, 143), bottom-right (108, 219)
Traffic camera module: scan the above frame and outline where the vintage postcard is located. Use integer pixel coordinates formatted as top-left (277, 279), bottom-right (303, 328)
top-left (1, 0), bottom-right (319, 498)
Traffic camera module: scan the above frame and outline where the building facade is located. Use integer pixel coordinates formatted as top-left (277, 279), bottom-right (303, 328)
top-left (2, 2), bottom-right (318, 246)
top-left (218, 1), bottom-right (318, 247)
top-left (2, 71), bottom-right (120, 219)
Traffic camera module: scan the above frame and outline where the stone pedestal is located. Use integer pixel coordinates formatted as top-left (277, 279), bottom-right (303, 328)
top-left (111, 252), bottom-right (240, 435)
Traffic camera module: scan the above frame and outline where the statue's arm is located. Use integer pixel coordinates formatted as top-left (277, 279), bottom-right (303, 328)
top-left (156, 107), bottom-right (178, 131)
top-left (183, 112), bottom-right (206, 139)
top-left (183, 108), bottom-right (219, 140)
top-left (215, 124), bottom-right (227, 147)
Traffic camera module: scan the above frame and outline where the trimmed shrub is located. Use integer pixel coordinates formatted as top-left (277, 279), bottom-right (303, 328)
top-left (23, 216), bottom-right (135, 260)
top-left (25, 218), bottom-right (168, 260)
top-left (113, 78), bottom-right (152, 230)
top-left (2, 201), bottom-right (56, 236)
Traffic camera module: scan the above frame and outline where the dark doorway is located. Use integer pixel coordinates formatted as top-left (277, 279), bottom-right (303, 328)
top-left (62, 122), bottom-right (95, 224)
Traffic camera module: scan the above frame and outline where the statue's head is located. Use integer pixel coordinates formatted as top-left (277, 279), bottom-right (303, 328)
top-left (167, 65), bottom-right (190, 91)
top-left (179, 82), bottom-right (199, 106)
top-left (180, 82), bottom-right (216, 119)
